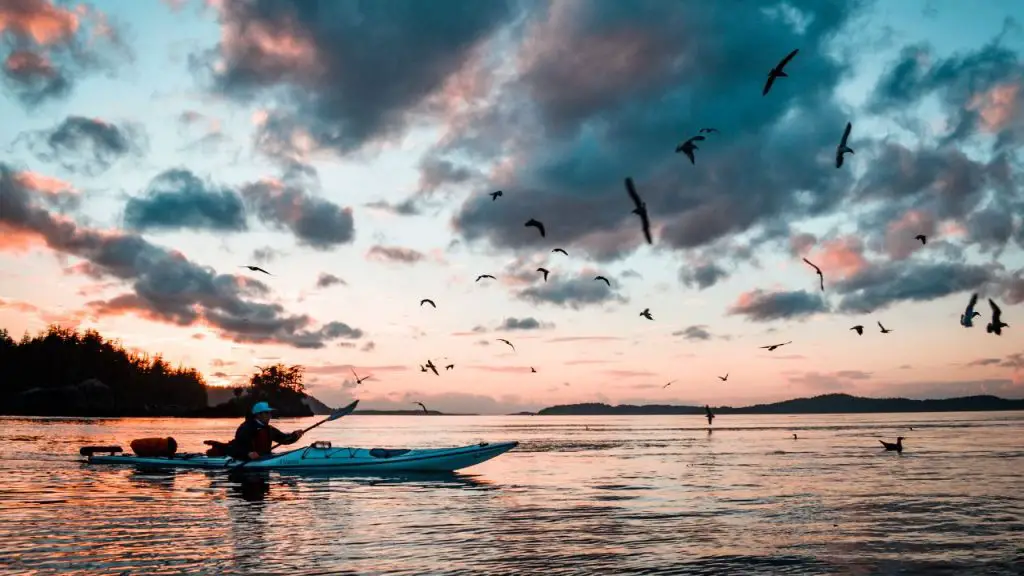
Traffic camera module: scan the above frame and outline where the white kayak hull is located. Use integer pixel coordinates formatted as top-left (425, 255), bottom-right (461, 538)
top-left (85, 441), bottom-right (518, 473)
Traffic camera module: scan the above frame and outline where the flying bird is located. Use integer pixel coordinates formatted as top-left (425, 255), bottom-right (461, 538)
top-left (419, 365), bottom-right (427, 373)
top-left (476, 274), bottom-right (496, 282)
top-left (675, 135), bottom-right (705, 164)
top-left (760, 341), bottom-right (792, 351)
top-left (625, 177), bottom-right (653, 244)
top-left (241, 265), bottom-right (272, 276)
top-left (718, 373), bottom-right (729, 382)
top-left (594, 275), bottom-right (611, 286)
top-left (537, 267), bottom-right (550, 282)
top-left (552, 248), bottom-right (568, 256)
top-left (489, 190), bottom-right (503, 201)
top-left (420, 299), bottom-right (436, 308)
top-left (704, 405), bottom-right (715, 426)
top-left (698, 128), bottom-right (719, 134)
top-left (531, 367), bottom-right (537, 373)
top-left (802, 257), bottom-right (824, 291)
top-left (350, 368), bottom-right (372, 385)
top-left (763, 48), bottom-right (799, 96)
top-left (663, 380), bottom-right (676, 388)
top-left (425, 360), bottom-right (439, 376)
top-left (915, 234), bottom-right (927, 245)
top-left (960, 293), bottom-right (981, 327)
top-left (987, 299), bottom-right (1008, 335)
top-left (879, 437), bottom-right (904, 454)
top-left (414, 402), bottom-right (429, 414)
top-left (496, 338), bottom-right (515, 351)
top-left (850, 325), bottom-right (864, 335)
top-left (877, 321), bottom-right (893, 334)
top-left (525, 218), bottom-right (546, 238)
top-left (445, 364), bottom-right (454, 371)
top-left (640, 308), bottom-right (653, 320)
top-left (835, 122), bottom-right (854, 168)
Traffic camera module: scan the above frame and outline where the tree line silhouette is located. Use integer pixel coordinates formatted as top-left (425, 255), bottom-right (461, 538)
top-left (0, 325), bottom-right (313, 417)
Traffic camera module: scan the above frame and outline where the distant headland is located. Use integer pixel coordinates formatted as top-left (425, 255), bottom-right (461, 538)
top-left (536, 394), bottom-right (1024, 415)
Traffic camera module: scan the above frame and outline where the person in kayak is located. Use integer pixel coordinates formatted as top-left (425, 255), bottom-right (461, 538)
top-left (229, 401), bottom-right (304, 460)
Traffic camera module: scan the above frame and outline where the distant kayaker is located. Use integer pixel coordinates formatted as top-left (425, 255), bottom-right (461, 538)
top-left (229, 402), bottom-right (304, 460)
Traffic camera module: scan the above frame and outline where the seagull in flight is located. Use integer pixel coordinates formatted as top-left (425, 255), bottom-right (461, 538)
top-left (420, 298), bottom-right (436, 308)
top-left (241, 265), bottom-right (272, 276)
top-left (760, 341), bottom-right (792, 352)
top-left (496, 338), bottom-right (515, 351)
top-left (675, 135), bottom-right (705, 164)
top-left (531, 367), bottom-right (537, 373)
top-left (835, 122), bottom-right (854, 168)
top-left (425, 360), bottom-right (439, 376)
top-left (445, 364), bottom-right (454, 371)
top-left (698, 128), bottom-right (719, 134)
top-left (850, 325), bottom-right (864, 335)
top-left (663, 380), bottom-right (676, 388)
top-left (552, 248), bottom-right (568, 256)
top-left (419, 364), bottom-right (427, 373)
top-left (476, 274), bottom-right (495, 282)
top-left (489, 190), bottom-right (503, 201)
top-left (915, 234), bottom-right (927, 245)
top-left (350, 368), bottom-right (372, 385)
top-left (625, 177), bottom-right (653, 244)
top-left (594, 275), bottom-right (611, 286)
top-left (414, 402), bottom-right (429, 414)
top-left (802, 258), bottom-right (824, 291)
top-left (987, 299), bottom-right (1008, 335)
top-left (525, 218), bottom-right (546, 238)
top-left (640, 308), bottom-right (653, 320)
top-left (878, 321), bottom-right (893, 334)
top-left (718, 373), bottom-right (729, 382)
top-left (537, 267), bottom-right (550, 282)
top-left (763, 48), bottom-right (799, 96)
top-left (961, 293), bottom-right (981, 327)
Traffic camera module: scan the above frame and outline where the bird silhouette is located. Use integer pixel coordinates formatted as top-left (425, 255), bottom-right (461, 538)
top-left (537, 267), bottom-right (550, 282)
top-left (531, 367), bottom-right (537, 373)
top-left (987, 299), bottom-right (1008, 335)
top-left (961, 293), bottom-right (981, 327)
top-left (489, 190), bottom-right (503, 201)
top-left (760, 341), bottom-right (792, 351)
top-left (496, 338), bottom-right (515, 351)
top-left (718, 373), bottom-right (729, 382)
top-left (625, 177), bottom-right (653, 244)
top-left (663, 380), bottom-right (676, 388)
top-left (675, 135), bottom-right (705, 164)
top-left (915, 234), bottom-right (927, 245)
top-left (350, 368), bottom-right (372, 385)
top-left (425, 360), bottom-right (439, 376)
top-left (878, 321), bottom-right (893, 334)
top-left (763, 48), bottom-right (799, 95)
top-left (640, 308), bottom-right (653, 320)
top-left (698, 128), bottom-right (719, 134)
top-left (594, 275), bottom-right (611, 286)
top-left (445, 364), bottom-right (454, 371)
top-left (419, 364), bottom-right (427, 373)
top-left (802, 258), bottom-right (824, 291)
top-left (552, 248), bottom-right (568, 256)
top-left (414, 401), bottom-right (429, 414)
top-left (420, 298), bottom-right (436, 308)
top-left (835, 122), bottom-right (854, 168)
top-left (850, 325), bottom-right (864, 335)
top-left (879, 437), bottom-right (904, 454)
top-left (705, 405), bottom-right (715, 426)
top-left (476, 274), bottom-right (495, 282)
top-left (525, 218), bottom-right (546, 238)
top-left (241, 265), bottom-right (272, 275)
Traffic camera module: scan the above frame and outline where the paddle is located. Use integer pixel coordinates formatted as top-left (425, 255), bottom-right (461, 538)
top-left (232, 399), bottom-right (360, 469)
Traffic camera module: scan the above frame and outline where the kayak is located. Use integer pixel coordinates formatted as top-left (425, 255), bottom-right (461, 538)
top-left (82, 440), bottom-right (518, 473)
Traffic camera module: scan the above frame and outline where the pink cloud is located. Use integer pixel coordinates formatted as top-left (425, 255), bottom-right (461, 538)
top-left (0, 0), bottom-right (80, 46)
top-left (811, 236), bottom-right (868, 280)
top-left (884, 209), bottom-right (936, 260)
top-left (967, 81), bottom-right (1021, 133)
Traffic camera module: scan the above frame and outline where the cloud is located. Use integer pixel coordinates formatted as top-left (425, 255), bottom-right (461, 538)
top-left (728, 289), bottom-right (828, 322)
top-left (832, 261), bottom-right (1001, 314)
top-left (788, 369), bottom-right (873, 391)
top-left (316, 272), bottom-right (346, 289)
top-left (516, 271), bottom-right (628, 310)
top-left (365, 198), bottom-right (420, 216)
top-left (16, 116), bottom-right (145, 174)
top-left (673, 325), bottom-right (712, 341)
top-left (365, 245), bottom-right (425, 265)
top-left (197, 0), bottom-right (516, 159)
top-left (496, 316), bottom-right (553, 331)
top-left (1, 163), bottom-right (360, 349)
top-left (966, 358), bottom-right (1002, 367)
top-left (679, 262), bottom-right (728, 290)
top-left (469, 365), bottom-right (535, 374)
top-left (546, 336), bottom-right (623, 343)
top-left (251, 246), bottom-right (281, 264)
top-left (603, 369), bottom-right (656, 378)
top-left (241, 178), bottom-right (355, 249)
top-left (123, 169), bottom-right (247, 232)
top-left (448, 1), bottom-right (863, 263)
top-left (0, 0), bottom-right (130, 107)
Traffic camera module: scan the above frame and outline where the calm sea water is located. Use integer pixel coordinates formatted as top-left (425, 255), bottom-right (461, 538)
top-left (1, 413), bottom-right (1022, 575)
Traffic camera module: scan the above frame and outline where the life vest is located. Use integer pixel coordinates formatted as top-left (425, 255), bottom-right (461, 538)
top-left (251, 426), bottom-right (272, 454)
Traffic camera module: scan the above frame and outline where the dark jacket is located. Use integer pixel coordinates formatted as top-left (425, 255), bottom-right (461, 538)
top-left (228, 416), bottom-right (300, 460)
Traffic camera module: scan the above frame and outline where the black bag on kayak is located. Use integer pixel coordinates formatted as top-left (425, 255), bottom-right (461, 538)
top-left (130, 437), bottom-right (177, 458)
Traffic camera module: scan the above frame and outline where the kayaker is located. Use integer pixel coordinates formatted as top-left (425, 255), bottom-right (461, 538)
top-left (229, 401), bottom-right (304, 460)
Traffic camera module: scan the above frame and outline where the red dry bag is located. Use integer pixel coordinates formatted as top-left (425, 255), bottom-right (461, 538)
top-left (129, 437), bottom-right (178, 457)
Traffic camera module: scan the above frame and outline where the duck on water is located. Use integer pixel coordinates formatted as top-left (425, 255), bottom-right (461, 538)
top-left (879, 437), bottom-right (905, 454)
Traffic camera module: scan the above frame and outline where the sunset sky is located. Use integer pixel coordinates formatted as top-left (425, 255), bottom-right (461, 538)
top-left (1, 0), bottom-right (1022, 414)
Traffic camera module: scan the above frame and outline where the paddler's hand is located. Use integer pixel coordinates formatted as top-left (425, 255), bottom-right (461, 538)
top-left (292, 430), bottom-right (304, 440)
top-left (248, 451), bottom-right (260, 460)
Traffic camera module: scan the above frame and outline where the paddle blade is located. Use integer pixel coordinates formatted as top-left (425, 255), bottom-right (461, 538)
top-left (328, 399), bottom-right (359, 421)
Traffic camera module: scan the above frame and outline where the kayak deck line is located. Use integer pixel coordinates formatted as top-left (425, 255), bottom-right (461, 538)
top-left (83, 440), bottom-right (519, 474)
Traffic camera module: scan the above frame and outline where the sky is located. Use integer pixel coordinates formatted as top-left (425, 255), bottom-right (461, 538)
top-left (1, 0), bottom-right (1023, 414)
